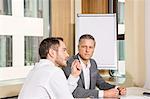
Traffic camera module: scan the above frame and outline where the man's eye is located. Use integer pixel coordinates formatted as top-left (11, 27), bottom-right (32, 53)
top-left (89, 46), bottom-right (94, 49)
top-left (82, 46), bottom-right (86, 48)
top-left (63, 49), bottom-right (67, 52)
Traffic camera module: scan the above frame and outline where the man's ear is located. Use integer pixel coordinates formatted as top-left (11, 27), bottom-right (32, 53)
top-left (48, 49), bottom-right (56, 58)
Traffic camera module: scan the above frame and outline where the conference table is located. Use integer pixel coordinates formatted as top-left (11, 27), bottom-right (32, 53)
top-left (120, 87), bottom-right (150, 99)
top-left (82, 87), bottom-right (150, 99)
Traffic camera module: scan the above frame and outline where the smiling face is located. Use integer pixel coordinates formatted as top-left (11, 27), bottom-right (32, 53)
top-left (78, 38), bottom-right (95, 64)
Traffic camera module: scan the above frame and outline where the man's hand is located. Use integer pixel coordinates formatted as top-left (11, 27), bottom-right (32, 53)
top-left (117, 86), bottom-right (126, 96)
top-left (70, 60), bottom-right (81, 77)
top-left (104, 88), bottom-right (119, 98)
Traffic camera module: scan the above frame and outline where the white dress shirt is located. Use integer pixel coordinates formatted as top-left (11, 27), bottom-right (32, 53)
top-left (78, 56), bottom-right (90, 89)
top-left (78, 55), bottom-right (104, 97)
top-left (18, 59), bottom-right (78, 99)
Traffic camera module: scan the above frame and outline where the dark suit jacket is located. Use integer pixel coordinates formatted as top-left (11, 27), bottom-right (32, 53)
top-left (63, 54), bottom-right (115, 98)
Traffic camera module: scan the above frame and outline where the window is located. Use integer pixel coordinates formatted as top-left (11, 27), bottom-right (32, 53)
top-left (24, 0), bottom-right (43, 66)
top-left (0, 0), bottom-right (12, 68)
top-left (117, 0), bottom-right (125, 77)
top-left (0, 36), bottom-right (12, 67)
top-left (110, 0), bottom-right (125, 80)
top-left (107, 0), bottom-right (125, 81)
top-left (0, 0), bottom-right (50, 81)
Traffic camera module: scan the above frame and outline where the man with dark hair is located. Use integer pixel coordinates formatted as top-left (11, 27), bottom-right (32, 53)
top-left (18, 37), bottom-right (81, 99)
top-left (63, 34), bottom-right (126, 98)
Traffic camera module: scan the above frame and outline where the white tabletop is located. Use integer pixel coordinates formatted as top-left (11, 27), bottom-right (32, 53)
top-left (120, 87), bottom-right (150, 99)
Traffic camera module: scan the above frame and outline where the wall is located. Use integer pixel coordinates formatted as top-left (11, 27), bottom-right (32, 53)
top-left (51, 0), bottom-right (75, 55)
top-left (144, 0), bottom-right (150, 89)
top-left (82, 0), bottom-right (108, 14)
top-left (0, 84), bottom-right (22, 98)
top-left (125, 0), bottom-right (145, 87)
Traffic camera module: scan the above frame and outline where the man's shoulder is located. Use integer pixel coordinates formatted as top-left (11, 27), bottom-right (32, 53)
top-left (67, 55), bottom-right (78, 62)
top-left (90, 58), bottom-right (96, 63)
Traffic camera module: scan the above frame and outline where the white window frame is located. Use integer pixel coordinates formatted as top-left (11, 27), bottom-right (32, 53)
top-left (118, 0), bottom-right (125, 75)
top-left (0, 0), bottom-right (43, 81)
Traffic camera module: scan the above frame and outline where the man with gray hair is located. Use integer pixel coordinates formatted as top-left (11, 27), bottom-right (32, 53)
top-left (63, 34), bottom-right (126, 98)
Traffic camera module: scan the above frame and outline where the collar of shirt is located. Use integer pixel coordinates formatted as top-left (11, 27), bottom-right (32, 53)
top-left (78, 55), bottom-right (91, 89)
top-left (78, 55), bottom-right (91, 69)
top-left (34, 59), bottom-right (56, 69)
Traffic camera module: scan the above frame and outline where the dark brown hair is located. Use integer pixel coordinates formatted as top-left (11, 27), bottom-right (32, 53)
top-left (39, 37), bottom-right (63, 59)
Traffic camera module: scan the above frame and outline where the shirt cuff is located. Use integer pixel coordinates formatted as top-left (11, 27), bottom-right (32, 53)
top-left (68, 74), bottom-right (79, 85)
top-left (98, 90), bottom-right (104, 98)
